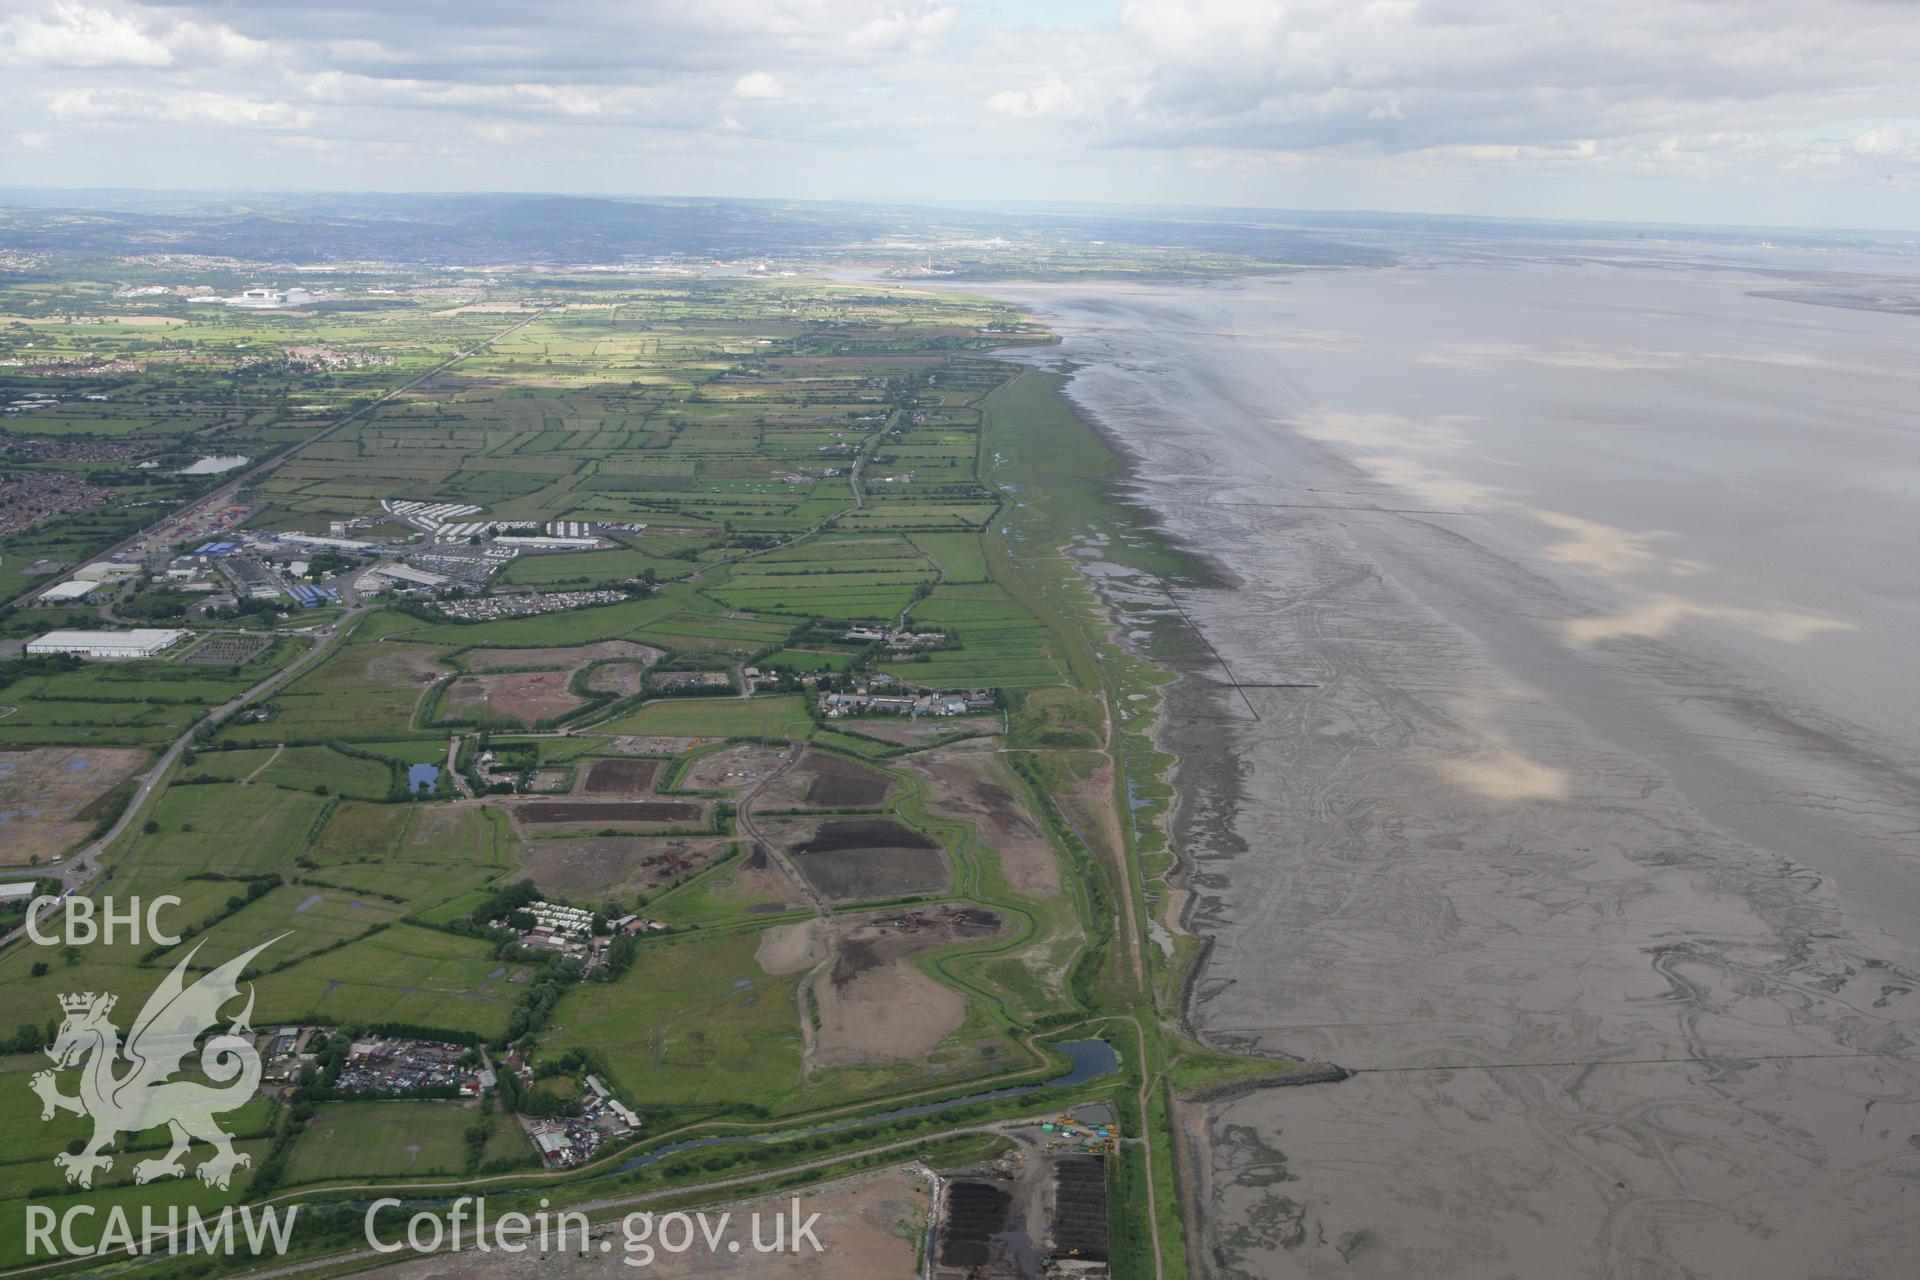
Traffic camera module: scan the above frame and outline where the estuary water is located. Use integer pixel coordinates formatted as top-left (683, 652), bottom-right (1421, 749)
top-left (988, 245), bottom-right (1920, 1278)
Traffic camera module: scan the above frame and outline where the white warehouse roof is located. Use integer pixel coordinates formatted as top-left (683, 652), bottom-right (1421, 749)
top-left (40, 580), bottom-right (102, 602)
top-left (27, 628), bottom-right (186, 657)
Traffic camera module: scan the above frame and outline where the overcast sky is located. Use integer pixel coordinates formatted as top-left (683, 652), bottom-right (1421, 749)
top-left (2, 0), bottom-right (1917, 230)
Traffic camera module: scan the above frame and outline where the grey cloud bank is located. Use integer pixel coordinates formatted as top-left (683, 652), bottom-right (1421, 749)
top-left (1, 0), bottom-right (1918, 228)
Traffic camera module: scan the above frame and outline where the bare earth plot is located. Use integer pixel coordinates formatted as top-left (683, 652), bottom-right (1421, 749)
top-left (521, 836), bottom-right (729, 896)
top-left (585, 659), bottom-right (659, 696)
top-left (713, 841), bottom-right (805, 912)
top-left (760, 817), bottom-right (949, 901)
top-left (604, 735), bottom-right (707, 756)
top-left (807, 906), bottom-right (1003, 1067)
top-left (511, 799), bottom-right (705, 830)
top-left (680, 742), bottom-right (788, 792)
top-left (578, 758), bottom-right (661, 794)
top-left (756, 749), bottom-right (893, 810)
top-left (0, 745), bottom-right (148, 864)
top-left (444, 671), bottom-right (586, 726)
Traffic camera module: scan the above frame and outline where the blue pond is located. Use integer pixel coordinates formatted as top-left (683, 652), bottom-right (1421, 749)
top-left (407, 763), bottom-right (439, 793)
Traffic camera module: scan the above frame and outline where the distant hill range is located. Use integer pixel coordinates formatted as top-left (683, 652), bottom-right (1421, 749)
top-left (0, 189), bottom-right (1905, 271)
top-left (0, 190), bottom-right (1395, 269)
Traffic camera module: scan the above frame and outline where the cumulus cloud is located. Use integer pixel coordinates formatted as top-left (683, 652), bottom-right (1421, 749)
top-left (0, 0), bottom-right (1915, 218)
top-left (2, 1), bottom-right (172, 66)
top-left (964, 0), bottom-right (1920, 189)
top-left (731, 70), bottom-right (785, 100)
top-left (47, 87), bottom-right (315, 129)
top-left (985, 78), bottom-right (1077, 120)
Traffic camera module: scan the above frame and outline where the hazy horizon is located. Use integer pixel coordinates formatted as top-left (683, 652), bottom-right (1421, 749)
top-left (4, 184), bottom-right (1918, 245)
top-left (3, 1), bottom-right (1919, 231)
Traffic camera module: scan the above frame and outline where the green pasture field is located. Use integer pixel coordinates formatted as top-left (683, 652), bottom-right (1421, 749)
top-left (0, 639), bottom-right (302, 747)
top-left (396, 803), bottom-right (512, 864)
top-left (641, 850), bottom-right (797, 925)
top-left (762, 647), bottom-right (854, 672)
top-left (308, 799), bottom-right (412, 861)
top-left (0, 1054), bottom-right (276, 1197)
top-left (497, 548), bottom-right (678, 586)
top-left (0, 1139), bottom-right (277, 1264)
top-left (152, 884), bottom-right (406, 969)
top-left (181, 744), bottom-right (396, 799)
top-left (404, 588), bottom-right (689, 647)
top-left (553, 928), bottom-right (802, 1110)
top-left (112, 783), bottom-right (332, 878)
top-left (281, 1102), bottom-right (531, 1184)
top-left (908, 531), bottom-right (990, 582)
top-left (304, 860), bottom-right (501, 909)
top-left (220, 624), bottom-right (446, 742)
top-left (344, 738), bottom-right (447, 767)
top-left (255, 923), bottom-right (516, 1037)
top-left (595, 694), bottom-right (814, 740)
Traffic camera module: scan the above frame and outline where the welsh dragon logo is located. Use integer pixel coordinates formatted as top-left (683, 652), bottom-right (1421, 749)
top-left (31, 938), bottom-right (279, 1190)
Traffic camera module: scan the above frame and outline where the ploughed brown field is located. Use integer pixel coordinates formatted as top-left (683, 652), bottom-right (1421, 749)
top-left (579, 758), bottom-right (660, 795)
top-left (785, 818), bottom-right (946, 900)
top-left (801, 754), bottom-right (890, 807)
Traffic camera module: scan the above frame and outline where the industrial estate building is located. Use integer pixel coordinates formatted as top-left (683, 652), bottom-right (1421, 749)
top-left (26, 628), bottom-right (186, 659)
top-left (37, 580), bottom-right (102, 603)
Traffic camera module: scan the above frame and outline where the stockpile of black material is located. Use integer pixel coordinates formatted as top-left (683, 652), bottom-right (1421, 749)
top-left (1051, 1156), bottom-right (1109, 1261)
top-left (939, 1181), bottom-right (1012, 1268)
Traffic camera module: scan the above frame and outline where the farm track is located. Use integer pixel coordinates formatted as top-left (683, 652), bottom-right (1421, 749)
top-left (238, 742), bottom-right (285, 784)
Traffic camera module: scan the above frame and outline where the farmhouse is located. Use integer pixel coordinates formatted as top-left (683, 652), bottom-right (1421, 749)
top-left (27, 628), bottom-right (186, 659)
